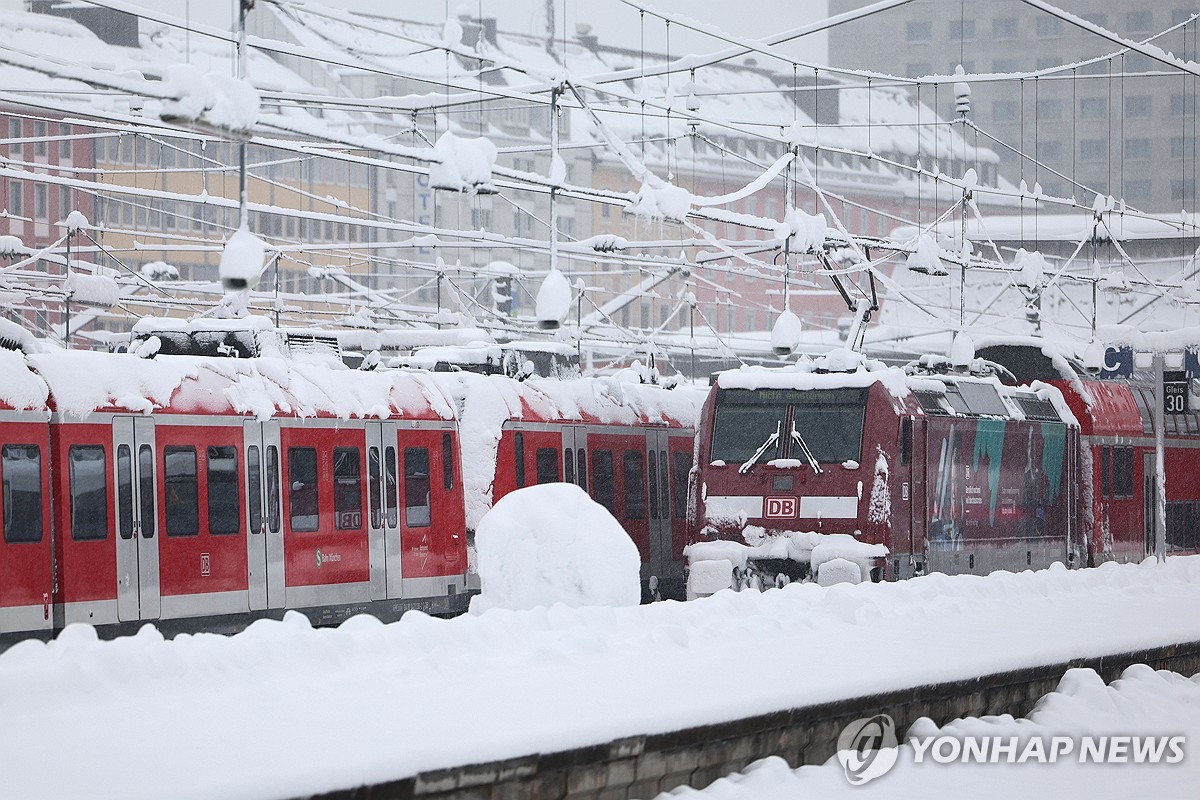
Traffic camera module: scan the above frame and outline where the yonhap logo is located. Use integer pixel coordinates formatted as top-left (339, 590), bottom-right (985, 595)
top-left (837, 714), bottom-right (899, 785)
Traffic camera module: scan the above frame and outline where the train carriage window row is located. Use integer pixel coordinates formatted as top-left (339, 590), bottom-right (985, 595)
top-left (1167, 500), bottom-right (1200, 550)
top-left (2, 444), bottom-right (42, 543)
top-left (535, 448), bottom-right (558, 485)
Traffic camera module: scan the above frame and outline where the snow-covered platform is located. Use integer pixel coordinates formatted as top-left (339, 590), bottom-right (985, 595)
top-left (3, 558), bottom-right (1200, 799)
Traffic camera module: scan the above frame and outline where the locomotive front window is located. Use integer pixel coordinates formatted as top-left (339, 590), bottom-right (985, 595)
top-left (791, 400), bottom-right (867, 464)
top-left (710, 403), bottom-right (786, 464)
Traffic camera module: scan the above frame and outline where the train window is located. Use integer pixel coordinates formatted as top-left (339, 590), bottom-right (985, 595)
top-left (1119, 447), bottom-right (1135, 498)
top-left (900, 419), bottom-right (912, 465)
top-left (710, 402), bottom-right (785, 464)
top-left (659, 450), bottom-right (670, 520)
top-left (288, 447), bottom-right (319, 532)
top-left (958, 383), bottom-right (1008, 416)
top-left (333, 447), bottom-right (363, 530)
top-left (404, 447), bottom-right (431, 527)
top-left (790, 395), bottom-right (867, 464)
top-left (117, 444), bottom-right (134, 540)
top-left (266, 445), bottom-right (280, 534)
top-left (1101, 447), bottom-right (1112, 497)
top-left (139, 445), bottom-right (155, 538)
top-left (69, 445), bottom-right (107, 541)
top-left (672, 452), bottom-right (691, 518)
top-left (564, 448), bottom-right (575, 485)
top-left (442, 433), bottom-right (454, 490)
top-left (164, 446), bottom-right (199, 536)
top-left (207, 446), bottom-right (240, 535)
top-left (247, 446), bottom-right (262, 535)
top-left (623, 450), bottom-right (646, 519)
top-left (536, 448), bottom-right (559, 484)
top-left (941, 387), bottom-right (971, 415)
top-left (647, 450), bottom-right (659, 519)
top-left (914, 391), bottom-right (949, 415)
top-left (368, 447), bottom-right (382, 529)
top-left (385, 447), bottom-right (398, 528)
top-left (2, 444), bottom-right (42, 543)
top-left (576, 448), bottom-right (587, 493)
top-left (514, 432), bottom-right (525, 488)
top-left (592, 450), bottom-right (615, 513)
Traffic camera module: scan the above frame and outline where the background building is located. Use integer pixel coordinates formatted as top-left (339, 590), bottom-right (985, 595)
top-left (828, 0), bottom-right (1200, 214)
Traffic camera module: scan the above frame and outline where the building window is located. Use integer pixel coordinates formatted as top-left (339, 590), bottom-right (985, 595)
top-left (1124, 95), bottom-right (1152, 118)
top-left (1036, 99), bottom-right (1063, 121)
top-left (1082, 13), bottom-right (1107, 29)
top-left (7, 118), bottom-right (20, 157)
top-left (992, 18), bottom-right (1018, 39)
top-left (1171, 94), bottom-right (1195, 116)
top-left (1173, 179), bottom-right (1196, 201)
top-left (905, 20), bottom-right (932, 42)
top-left (2, 444), bottom-right (42, 543)
top-left (58, 123), bottom-right (70, 159)
top-left (949, 19), bottom-right (975, 39)
top-left (1036, 17), bottom-right (1063, 36)
top-left (1172, 136), bottom-right (1195, 158)
top-left (1124, 138), bottom-right (1151, 160)
top-left (164, 446), bottom-right (199, 536)
top-left (993, 58), bottom-right (1019, 73)
top-left (59, 187), bottom-right (72, 223)
top-left (1079, 98), bottom-right (1108, 119)
top-left (8, 179), bottom-right (22, 215)
top-left (33, 120), bottom-right (46, 156)
top-left (1126, 11), bottom-right (1153, 33)
top-left (1039, 141), bottom-right (1063, 162)
top-left (1125, 180), bottom-right (1151, 202)
top-left (907, 62), bottom-right (932, 77)
top-left (1036, 56), bottom-right (1059, 70)
top-left (1080, 139), bottom-right (1108, 161)
top-left (33, 184), bottom-right (47, 221)
top-left (993, 101), bottom-right (1018, 122)
top-left (207, 446), bottom-right (239, 535)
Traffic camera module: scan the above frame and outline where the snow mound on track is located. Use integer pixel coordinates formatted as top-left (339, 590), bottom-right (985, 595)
top-left (470, 482), bottom-right (641, 612)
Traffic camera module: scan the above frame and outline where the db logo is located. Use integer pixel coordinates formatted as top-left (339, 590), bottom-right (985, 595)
top-left (836, 714), bottom-right (899, 785)
top-left (765, 496), bottom-right (796, 518)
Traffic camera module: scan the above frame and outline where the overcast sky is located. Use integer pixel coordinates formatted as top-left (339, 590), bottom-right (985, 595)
top-left (8, 0), bottom-right (830, 63)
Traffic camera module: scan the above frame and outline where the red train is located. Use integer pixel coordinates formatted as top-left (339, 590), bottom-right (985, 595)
top-left (687, 340), bottom-right (1198, 586)
top-left (0, 319), bottom-right (698, 646)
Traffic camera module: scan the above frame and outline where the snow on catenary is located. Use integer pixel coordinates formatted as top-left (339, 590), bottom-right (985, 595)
top-left (3, 558), bottom-right (1200, 799)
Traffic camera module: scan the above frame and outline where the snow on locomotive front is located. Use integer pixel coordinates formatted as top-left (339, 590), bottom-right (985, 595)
top-left (686, 349), bottom-right (1080, 592)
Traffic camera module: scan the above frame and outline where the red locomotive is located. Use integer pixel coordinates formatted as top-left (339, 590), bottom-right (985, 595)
top-left (686, 339), bottom-right (1197, 587)
top-left (0, 318), bottom-right (699, 647)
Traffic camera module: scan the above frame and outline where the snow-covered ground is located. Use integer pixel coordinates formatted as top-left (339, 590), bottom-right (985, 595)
top-left (3, 558), bottom-right (1200, 799)
top-left (657, 664), bottom-right (1200, 799)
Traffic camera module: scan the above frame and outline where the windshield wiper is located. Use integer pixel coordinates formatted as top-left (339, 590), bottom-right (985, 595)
top-left (790, 424), bottom-right (825, 474)
top-left (738, 421), bottom-right (781, 474)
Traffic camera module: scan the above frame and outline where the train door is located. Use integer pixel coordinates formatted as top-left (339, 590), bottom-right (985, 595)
top-left (647, 429), bottom-right (672, 598)
top-left (243, 420), bottom-right (284, 610)
top-left (366, 421), bottom-right (400, 600)
top-left (562, 426), bottom-right (588, 492)
top-left (112, 416), bottom-right (159, 622)
top-left (910, 416), bottom-right (927, 575)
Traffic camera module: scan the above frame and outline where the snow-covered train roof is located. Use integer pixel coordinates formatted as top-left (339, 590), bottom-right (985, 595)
top-left (712, 348), bottom-right (1076, 426)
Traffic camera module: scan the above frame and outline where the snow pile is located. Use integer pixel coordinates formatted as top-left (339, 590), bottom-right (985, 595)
top-left (866, 450), bottom-right (891, 525)
top-left (1012, 247), bottom-right (1047, 289)
top-left (470, 483), bottom-right (641, 613)
top-left (64, 269), bottom-right (119, 307)
top-left (770, 309), bottom-right (802, 354)
top-left (3, 559), bottom-right (1200, 798)
top-left (815, 557), bottom-right (861, 586)
top-left (629, 179), bottom-right (692, 221)
top-left (785, 207), bottom-right (828, 252)
top-left (161, 64), bottom-right (260, 131)
top-left (0, 348), bottom-right (48, 410)
top-left (64, 209), bottom-right (89, 233)
top-left (658, 665), bottom-right (1200, 799)
top-left (905, 233), bottom-right (948, 275)
top-left (534, 267), bottom-right (572, 327)
top-left (218, 225), bottom-right (266, 290)
top-left (429, 131), bottom-right (497, 193)
top-left (684, 530), bottom-right (888, 590)
top-left (139, 261), bottom-right (179, 281)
